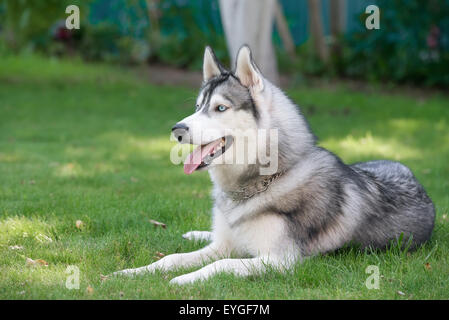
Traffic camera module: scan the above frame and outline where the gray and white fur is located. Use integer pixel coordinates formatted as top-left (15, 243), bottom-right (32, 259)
top-left (113, 46), bottom-right (435, 285)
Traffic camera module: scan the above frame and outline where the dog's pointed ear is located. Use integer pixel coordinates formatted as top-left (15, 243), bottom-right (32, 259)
top-left (235, 45), bottom-right (264, 91)
top-left (203, 46), bottom-right (222, 81)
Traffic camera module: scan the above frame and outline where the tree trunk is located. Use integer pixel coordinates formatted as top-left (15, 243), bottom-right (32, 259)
top-left (146, 0), bottom-right (160, 34)
top-left (146, 0), bottom-right (161, 51)
top-left (307, 0), bottom-right (329, 63)
top-left (219, 0), bottom-right (279, 85)
top-left (330, 0), bottom-right (345, 57)
top-left (274, 0), bottom-right (296, 61)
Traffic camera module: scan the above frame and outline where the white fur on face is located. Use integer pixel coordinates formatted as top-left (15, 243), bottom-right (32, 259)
top-left (178, 111), bottom-right (224, 146)
top-left (182, 91), bottom-right (263, 169)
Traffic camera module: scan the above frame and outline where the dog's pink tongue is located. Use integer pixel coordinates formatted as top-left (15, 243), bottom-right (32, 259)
top-left (184, 139), bottom-right (221, 175)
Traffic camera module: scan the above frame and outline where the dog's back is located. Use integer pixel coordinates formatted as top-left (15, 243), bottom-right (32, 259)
top-left (349, 160), bottom-right (435, 249)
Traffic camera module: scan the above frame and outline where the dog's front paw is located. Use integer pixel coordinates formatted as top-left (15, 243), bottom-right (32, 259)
top-left (110, 264), bottom-right (156, 277)
top-left (112, 253), bottom-right (185, 277)
top-left (182, 231), bottom-right (213, 242)
top-left (111, 269), bottom-right (135, 277)
top-left (170, 272), bottom-right (201, 285)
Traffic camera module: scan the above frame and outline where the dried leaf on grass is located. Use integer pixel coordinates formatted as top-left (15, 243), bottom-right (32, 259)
top-left (149, 219), bottom-right (166, 229)
top-left (26, 258), bottom-right (48, 267)
top-left (35, 259), bottom-right (48, 266)
top-left (75, 220), bottom-right (84, 229)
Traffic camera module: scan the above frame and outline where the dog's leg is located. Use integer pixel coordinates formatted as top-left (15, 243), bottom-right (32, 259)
top-left (112, 242), bottom-right (228, 277)
top-left (169, 255), bottom-right (292, 285)
top-left (182, 231), bottom-right (213, 242)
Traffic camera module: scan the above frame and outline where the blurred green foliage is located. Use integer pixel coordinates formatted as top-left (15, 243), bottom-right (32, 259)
top-left (0, 0), bottom-right (448, 86)
top-left (279, 0), bottom-right (449, 87)
top-left (0, 0), bottom-right (91, 52)
top-left (0, 0), bottom-right (227, 67)
top-left (155, 1), bottom-right (228, 69)
top-left (340, 0), bottom-right (449, 87)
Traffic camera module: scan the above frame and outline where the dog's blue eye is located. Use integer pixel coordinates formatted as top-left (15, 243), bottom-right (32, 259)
top-left (217, 105), bottom-right (227, 112)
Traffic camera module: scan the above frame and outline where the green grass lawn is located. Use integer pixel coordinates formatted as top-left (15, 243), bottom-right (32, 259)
top-left (1, 54), bottom-right (448, 299)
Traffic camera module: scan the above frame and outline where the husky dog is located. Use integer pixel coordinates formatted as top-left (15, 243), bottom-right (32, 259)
top-left (113, 46), bottom-right (435, 285)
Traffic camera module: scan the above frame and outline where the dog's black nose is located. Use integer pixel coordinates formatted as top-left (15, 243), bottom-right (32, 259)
top-left (172, 123), bottom-right (189, 143)
top-left (171, 123), bottom-right (189, 132)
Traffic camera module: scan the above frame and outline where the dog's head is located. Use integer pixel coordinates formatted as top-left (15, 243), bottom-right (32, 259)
top-left (172, 46), bottom-right (275, 175)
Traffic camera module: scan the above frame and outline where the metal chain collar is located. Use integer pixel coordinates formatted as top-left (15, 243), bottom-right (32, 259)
top-left (227, 170), bottom-right (285, 201)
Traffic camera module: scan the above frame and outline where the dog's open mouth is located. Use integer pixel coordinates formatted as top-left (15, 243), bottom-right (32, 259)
top-left (183, 136), bottom-right (233, 174)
